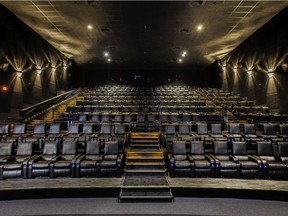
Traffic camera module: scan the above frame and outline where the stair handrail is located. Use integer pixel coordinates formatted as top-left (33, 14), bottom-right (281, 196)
top-left (20, 89), bottom-right (79, 121)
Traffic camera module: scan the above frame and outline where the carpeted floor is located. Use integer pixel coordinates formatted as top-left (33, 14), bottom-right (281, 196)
top-left (1, 197), bottom-right (288, 216)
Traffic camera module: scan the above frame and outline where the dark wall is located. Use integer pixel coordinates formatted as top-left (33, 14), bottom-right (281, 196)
top-left (219, 6), bottom-right (288, 113)
top-left (0, 4), bottom-right (77, 114)
top-left (79, 64), bottom-right (218, 88)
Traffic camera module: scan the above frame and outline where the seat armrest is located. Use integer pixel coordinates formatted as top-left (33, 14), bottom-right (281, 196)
top-left (28, 154), bottom-right (43, 165)
top-left (0, 156), bottom-right (15, 164)
top-left (187, 155), bottom-right (194, 162)
top-left (71, 154), bottom-right (82, 164)
top-left (76, 154), bottom-right (86, 163)
top-left (229, 155), bottom-right (239, 163)
top-left (209, 154), bottom-right (219, 163)
top-left (248, 155), bottom-right (262, 164)
top-left (204, 154), bottom-right (215, 163)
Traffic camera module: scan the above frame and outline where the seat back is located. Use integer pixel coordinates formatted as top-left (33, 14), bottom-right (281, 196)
top-left (232, 141), bottom-right (247, 156)
top-left (91, 115), bottom-right (99, 122)
top-left (257, 141), bottom-right (274, 156)
top-left (0, 142), bottom-right (13, 156)
top-left (16, 142), bottom-right (33, 156)
top-left (213, 141), bottom-right (228, 155)
top-left (277, 142), bottom-right (288, 163)
top-left (49, 123), bottom-right (61, 134)
top-left (229, 124), bottom-right (241, 134)
top-left (243, 124), bottom-right (255, 135)
top-left (172, 141), bottom-right (186, 155)
top-left (0, 124), bottom-right (10, 134)
top-left (62, 141), bottom-right (77, 155)
top-left (82, 124), bottom-right (93, 134)
top-left (147, 114), bottom-right (156, 122)
top-left (211, 124), bottom-right (222, 135)
top-left (43, 141), bottom-right (58, 155)
top-left (137, 115), bottom-right (145, 122)
top-left (165, 125), bottom-right (176, 135)
top-left (124, 115), bottom-right (132, 122)
top-left (101, 115), bottom-right (110, 122)
top-left (33, 123), bottom-right (46, 134)
top-left (179, 124), bottom-right (190, 135)
top-left (279, 124), bottom-right (288, 135)
top-left (191, 141), bottom-right (205, 155)
top-left (160, 115), bottom-right (168, 122)
top-left (104, 141), bottom-right (119, 157)
top-left (86, 141), bottom-right (101, 155)
top-left (197, 123), bottom-right (208, 135)
top-left (68, 124), bottom-right (80, 134)
top-left (78, 114), bottom-right (87, 122)
top-left (114, 124), bottom-right (125, 135)
top-left (13, 123), bottom-right (26, 134)
top-left (100, 124), bottom-right (112, 135)
top-left (263, 123), bottom-right (276, 135)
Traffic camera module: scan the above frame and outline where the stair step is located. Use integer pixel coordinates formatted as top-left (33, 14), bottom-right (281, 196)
top-left (125, 169), bottom-right (166, 173)
top-left (131, 140), bottom-right (159, 143)
top-left (130, 145), bottom-right (159, 149)
top-left (126, 164), bottom-right (165, 170)
top-left (127, 158), bottom-right (164, 163)
top-left (127, 152), bottom-right (163, 157)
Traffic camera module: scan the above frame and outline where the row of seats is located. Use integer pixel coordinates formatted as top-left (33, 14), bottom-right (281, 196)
top-left (0, 140), bottom-right (122, 179)
top-left (169, 140), bottom-right (288, 180)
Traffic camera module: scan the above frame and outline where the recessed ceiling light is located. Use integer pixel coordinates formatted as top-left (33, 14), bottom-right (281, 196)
top-left (197, 25), bottom-right (203, 31)
top-left (178, 58), bottom-right (183, 63)
top-left (107, 58), bottom-right (111, 62)
top-left (182, 51), bottom-right (187, 57)
top-left (104, 52), bottom-right (109, 57)
top-left (87, 25), bottom-right (93, 30)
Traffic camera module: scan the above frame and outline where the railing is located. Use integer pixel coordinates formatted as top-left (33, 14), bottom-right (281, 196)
top-left (20, 89), bottom-right (79, 121)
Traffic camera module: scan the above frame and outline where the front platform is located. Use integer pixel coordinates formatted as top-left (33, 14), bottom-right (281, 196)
top-left (1, 177), bottom-right (288, 201)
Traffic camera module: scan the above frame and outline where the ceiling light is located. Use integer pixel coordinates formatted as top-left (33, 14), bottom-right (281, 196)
top-left (104, 52), bottom-right (109, 57)
top-left (107, 58), bottom-right (111, 62)
top-left (178, 58), bottom-right (183, 63)
top-left (247, 70), bottom-right (252, 76)
top-left (37, 69), bottom-right (42, 75)
top-left (197, 25), bottom-right (203, 31)
top-left (182, 51), bottom-right (187, 57)
top-left (87, 25), bottom-right (93, 30)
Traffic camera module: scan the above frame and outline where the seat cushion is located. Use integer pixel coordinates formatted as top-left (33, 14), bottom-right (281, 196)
top-left (268, 162), bottom-right (288, 171)
top-left (175, 160), bottom-right (190, 168)
top-left (220, 161), bottom-right (237, 168)
top-left (240, 161), bottom-right (258, 170)
top-left (80, 160), bottom-right (97, 168)
top-left (194, 160), bottom-right (211, 169)
top-left (32, 161), bottom-right (50, 169)
top-left (54, 160), bottom-right (71, 168)
top-left (3, 162), bottom-right (22, 170)
top-left (101, 160), bottom-right (117, 167)
top-left (174, 155), bottom-right (187, 161)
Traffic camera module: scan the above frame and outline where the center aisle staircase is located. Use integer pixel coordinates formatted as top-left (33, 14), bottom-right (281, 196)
top-left (119, 132), bottom-right (173, 202)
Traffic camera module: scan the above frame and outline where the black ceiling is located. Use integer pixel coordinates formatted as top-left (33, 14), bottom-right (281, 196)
top-left (2, 1), bottom-right (288, 68)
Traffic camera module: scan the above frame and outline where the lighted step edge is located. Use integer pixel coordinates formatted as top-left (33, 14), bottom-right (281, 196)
top-left (127, 152), bottom-right (163, 157)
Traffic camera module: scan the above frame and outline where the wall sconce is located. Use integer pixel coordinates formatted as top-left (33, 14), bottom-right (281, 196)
top-left (268, 72), bottom-right (273, 78)
top-left (52, 67), bottom-right (56, 73)
top-left (16, 72), bottom-right (23, 77)
top-left (247, 70), bottom-right (252, 76)
top-left (37, 69), bottom-right (42, 75)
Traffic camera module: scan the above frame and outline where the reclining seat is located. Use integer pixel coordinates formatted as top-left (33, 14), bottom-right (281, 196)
top-left (232, 141), bottom-right (262, 179)
top-left (169, 141), bottom-right (192, 177)
top-left (78, 124), bottom-right (96, 144)
top-left (50, 141), bottom-right (79, 178)
top-left (0, 123), bottom-right (10, 141)
top-left (177, 124), bottom-right (192, 142)
top-left (261, 123), bottom-right (277, 141)
top-left (99, 141), bottom-right (122, 177)
top-left (256, 141), bottom-right (288, 179)
top-left (24, 123), bottom-right (46, 150)
top-left (0, 142), bottom-right (34, 179)
top-left (6, 123), bottom-right (26, 142)
top-left (243, 123), bottom-right (262, 153)
top-left (226, 123), bottom-right (242, 141)
top-left (210, 124), bottom-right (226, 141)
top-left (46, 123), bottom-right (62, 141)
top-left (99, 123), bottom-right (112, 144)
top-left (279, 124), bottom-right (288, 140)
top-left (63, 123), bottom-right (80, 141)
top-left (0, 141), bottom-right (14, 166)
top-left (112, 124), bottom-right (127, 152)
top-left (211, 141), bottom-right (240, 178)
top-left (164, 124), bottom-right (177, 151)
top-left (277, 142), bottom-right (288, 167)
top-left (28, 141), bottom-right (59, 178)
top-left (76, 141), bottom-right (102, 177)
top-left (188, 141), bottom-right (214, 177)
